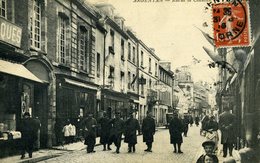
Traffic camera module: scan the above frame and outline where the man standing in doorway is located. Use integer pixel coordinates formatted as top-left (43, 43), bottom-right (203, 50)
top-left (81, 113), bottom-right (97, 153)
top-left (219, 105), bottom-right (237, 157)
top-left (142, 111), bottom-right (156, 152)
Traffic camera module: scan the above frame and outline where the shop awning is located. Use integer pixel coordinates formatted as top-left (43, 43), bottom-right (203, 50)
top-left (0, 60), bottom-right (43, 83)
top-left (64, 78), bottom-right (98, 90)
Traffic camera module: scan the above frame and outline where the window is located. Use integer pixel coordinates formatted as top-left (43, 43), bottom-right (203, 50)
top-left (128, 42), bottom-right (131, 60)
top-left (128, 71), bottom-right (131, 89)
top-left (149, 79), bottom-right (152, 89)
top-left (141, 75), bottom-right (144, 95)
top-left (96, 53), bottom-right (100, 77)
top-left (57, 16), bottom-right (68, 64)
top-left (121, 39), bottom-right (124, 60)
top-left (79, 27), bottom-right (89, 71)
top-left (132, 74), bottom-right (135, 91)
top-left (0, 0), bottom-right (6, 18)
top-left (141, 51), bottom-right (144, 66)
top-left (149, 58), bottom-right (151, 73)
top-left (133, 47), bottom-right (135, 64)
top-left (108, 66), bottom-right (114, 87)
top-left (110, 30), bottom-right (114, 49)
top-left (120, 71), bottom-right (124, 91)
top-left (30, 0), bottom-right (41, 49)
top-left (155, 63), bottom-right (158, 76)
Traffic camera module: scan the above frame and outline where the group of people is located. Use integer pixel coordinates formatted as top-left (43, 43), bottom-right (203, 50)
top-left (197, 105), bottom-right (237, 163)
top-left (81, 110), bottom-right (156, 154)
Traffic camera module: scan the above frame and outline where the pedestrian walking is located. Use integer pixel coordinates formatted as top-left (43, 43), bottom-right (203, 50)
top-left (18, 112), bottom-right (37, 159)
top-left (69, 123), bottom-right (76, 143)
top-left (196, 140), bottom-right (219, 163)
top-left (99, 111), bottom-right (112, 151)
top-left (169, 112), bottom-right (184, 153)
top-left (124, 111), bottom-right (140, 153)
top-left (33, 116), bottom-right (41, 150)
top-left (81, 113), bottom-right (97, 153)
top-left (142, 111), bottom-right (156, 152)
top-left (189, 114), bottom-right (194, 127)
top-left (201, 114), bottom-right (210, 136)
top-left (195, 116), bottom-right (200, 126)
top-left (219, 106), bottom-right (237, 157)
top-left (205, 116), bottom-right (219, 151)
top-left (183, 114), bottom-right (190, 137)
top-left (109, 112), bottom-right (125, 153)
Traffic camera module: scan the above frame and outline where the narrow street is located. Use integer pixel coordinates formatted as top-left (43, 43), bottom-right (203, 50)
top-left (39, 126), bottom-right (204, 163)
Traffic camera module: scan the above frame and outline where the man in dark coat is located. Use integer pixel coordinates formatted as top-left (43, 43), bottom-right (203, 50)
top-left (219, 106), bottom-right (237, 157)
top-left (98, 111), bottom-right (112, 151)
top-left (169, 112), bottom-right (184, 153)
top-left (19, 112), bottom-right (37, 159)
top-left (109, 112), bottom-right (125, 154)
top-left (81, 113), bottom-right (97, 153)
top-left (33, 117), bottom-right (41, 150)
top-left (183, 114), bottom-right (190, 137)
top-left (142, 111), bottom-right (156, 152)
top-left (124, 111), bottom-right (140, 153)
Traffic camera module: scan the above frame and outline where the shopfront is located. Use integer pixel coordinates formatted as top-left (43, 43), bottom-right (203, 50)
top-left (0, 59), bottom-right (46, 157)
top-left (101, 89), bottom-right (130, 120)
top-left (56, 77), bottom-right (98, 142)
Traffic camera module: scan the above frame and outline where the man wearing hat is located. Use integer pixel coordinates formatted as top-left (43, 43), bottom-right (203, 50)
top-left (169, 112), bottom-right (184, 153)
top-left (196, 140), bottom-right (219, 163)
top-left (19, 112), bottom-right (37, 159)
top-left (81, 113), bottom-right (97, 153)
top-left (124, 110), bottom-right (140, 153)
top-left (98, 111), bottom-right (112, 151)
top-left (109, 111), bottom-right (125, 153)
top-left (142, 111), bottom-right (156, 152)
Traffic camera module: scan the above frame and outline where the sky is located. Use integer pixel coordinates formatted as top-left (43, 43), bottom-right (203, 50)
top-left (87, 0), bottom-right (218, 83)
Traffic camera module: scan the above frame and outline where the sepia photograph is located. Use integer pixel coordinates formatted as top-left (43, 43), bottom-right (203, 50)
top-left (0, 0), bottom-right (259, 162)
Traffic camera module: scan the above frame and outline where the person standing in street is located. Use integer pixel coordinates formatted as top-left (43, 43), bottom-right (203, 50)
top-left (81, 113), bottom-right (97, 153)
top-left (109, 112), bottom-right (125, 154)
top-left (205, 116), bottom-right (219, 151)
top-left (99, 111), bottom-right (112, 151)
top-left (124, 111), bottom-right (140, 153)
top-left (18, 112), bottom-right (37, 159)
top-left (219, 106), bottom-right (237, 157)
top-left (183, 114), bottom-right (190, 137)
top-left (142, 111), bottom-right (156, 152)
top-left (169, 112), bottom-right (184, 153)
top-left (33, 116), bottom-right (41, 150)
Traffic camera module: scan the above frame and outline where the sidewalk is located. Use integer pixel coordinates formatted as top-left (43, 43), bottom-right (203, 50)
top-left (0, 127), bottom-right (166, 163)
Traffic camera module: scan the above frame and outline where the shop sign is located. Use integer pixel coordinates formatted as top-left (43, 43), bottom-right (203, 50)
top-left (0, 17), bottom-right (22, 48)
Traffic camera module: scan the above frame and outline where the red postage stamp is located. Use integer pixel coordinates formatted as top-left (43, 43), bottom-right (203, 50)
top-left (212, 0), bottom-right (251, 48)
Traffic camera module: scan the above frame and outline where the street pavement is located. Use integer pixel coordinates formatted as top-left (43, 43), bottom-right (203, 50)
top-left (39, 125), bottom-right (205, 163)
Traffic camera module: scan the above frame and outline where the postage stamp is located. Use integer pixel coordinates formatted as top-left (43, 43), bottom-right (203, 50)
top-left (212, 0), bottom-right (251, 48)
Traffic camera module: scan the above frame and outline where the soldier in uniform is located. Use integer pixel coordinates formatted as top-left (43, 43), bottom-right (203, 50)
top-left (219, 106), bottom-right (237, 157)
top-left (109, 112), bottom-right (125, 153)
top-left (124, 111), bottom-right (140, 153)
top-left (142, 111), bottom-right (156, 152)
top-left (81, 113), bottom-right (97, 153)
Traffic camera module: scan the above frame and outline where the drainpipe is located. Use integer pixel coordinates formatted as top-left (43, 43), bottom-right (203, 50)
top-left (102, 16), bottom-right (109, 88)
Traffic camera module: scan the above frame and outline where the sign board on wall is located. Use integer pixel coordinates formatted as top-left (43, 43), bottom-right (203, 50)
top-left (0, 17), bottom-right (22, 48)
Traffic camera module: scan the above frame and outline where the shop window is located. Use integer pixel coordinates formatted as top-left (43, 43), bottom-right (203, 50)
top-left (0, 0), bottom-right (6, 18)
top-left (30, 0), bottom-right (41, 49)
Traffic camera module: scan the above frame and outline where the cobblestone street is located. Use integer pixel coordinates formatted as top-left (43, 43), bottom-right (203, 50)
top-left (39, 126), bottom-right (205, 163)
